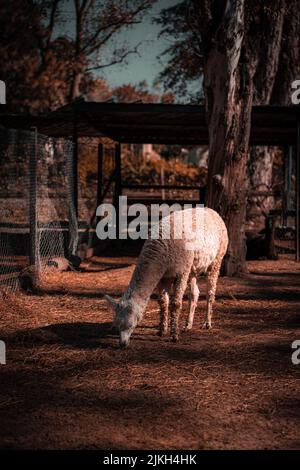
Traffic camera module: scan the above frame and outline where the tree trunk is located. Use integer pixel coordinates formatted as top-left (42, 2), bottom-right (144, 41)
top-left (253, 1), bottom-right (285, 105)
top-left (246, 1), bottom-right (285, 238)
top-left (204, 0), bottom-right (255, 276)
top-left (271, 0), bottom-right (300, 105)
top-left (247, 146), bottom-right (276, 233)
top-left (70, 71), bottom-right (83, 101)
top-left (203, 0), bottom-right (289, 274)
top-left (69, 0), bottom-right (84, 102)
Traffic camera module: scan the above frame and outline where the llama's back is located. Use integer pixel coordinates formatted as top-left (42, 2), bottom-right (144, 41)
top-left (190, 207), bottom-right (228, 274)
top-left (163, 207), bottom-right (227, 249)
top-left (129, 207), bottom-right (228, 301)
top-left (147, 207), bottom-right (228, 277)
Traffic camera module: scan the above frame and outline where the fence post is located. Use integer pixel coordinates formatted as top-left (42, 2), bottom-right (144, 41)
top-left (29, 127), bottom-right (39, 280)
top-left (68, 117), bottom-right (79, 257)
top-left (72, 131), bottom-right (79, 217)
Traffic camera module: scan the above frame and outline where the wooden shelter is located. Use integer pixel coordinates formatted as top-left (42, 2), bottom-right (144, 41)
top-left (0, 101), bottom-right (300, 259)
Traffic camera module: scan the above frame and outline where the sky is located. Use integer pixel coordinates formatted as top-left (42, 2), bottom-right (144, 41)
top-left (99, 0), bottom-right (180, 89)
top-left (57, 0), bottom-right (180, 91)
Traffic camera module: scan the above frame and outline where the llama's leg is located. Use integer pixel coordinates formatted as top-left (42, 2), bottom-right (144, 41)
top-left (184, 276), bottom-right (199, 331)
top-left (203, 259), bottom-right (222, 329)
top-left (157, 278), bottom-right (173, 336)
top-left (158, 285), bottom-right (169, 336)
top-left (170, 273), bottom-right (189, 342)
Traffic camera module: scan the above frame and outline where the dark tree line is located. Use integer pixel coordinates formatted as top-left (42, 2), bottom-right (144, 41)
top-left (0, 0), bottom-right (155, 112)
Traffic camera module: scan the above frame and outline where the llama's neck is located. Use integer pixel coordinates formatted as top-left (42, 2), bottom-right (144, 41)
top-left (122, 244), bottom-right (166, 316)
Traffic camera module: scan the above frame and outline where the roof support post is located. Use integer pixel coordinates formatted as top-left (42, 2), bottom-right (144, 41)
top-left (114, 143), bottom-right (122, 238)
top-left (97, 143), bottom-right (103, 209)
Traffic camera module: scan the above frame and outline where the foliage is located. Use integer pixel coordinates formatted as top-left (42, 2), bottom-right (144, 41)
top-left (122, 152), bottom-right (206, 187)
top-left (157, 0), bottom-right (300, 104)
top-left (112, 81), bottom-right (174, 103)
top-left (155, 1), bottom-right (203, 101)
top-left (0, 0), bottom-right (73, 112)
top-left (0, 0), bottom-right (156, 112)
top-left (77, 140), bottom-right (207, 222)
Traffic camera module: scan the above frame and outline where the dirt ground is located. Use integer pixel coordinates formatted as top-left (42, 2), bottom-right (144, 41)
top-left (0, 255), bottom-right (299, 450)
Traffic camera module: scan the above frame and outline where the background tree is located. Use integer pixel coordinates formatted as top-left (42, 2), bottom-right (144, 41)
top-left (64, 0), bottom-right (156, 101)
top-left (248, 0), bottom-right (300, 233)
top-left (86, 78), bottom-right (174, 103)
top-left (111, 81), bottom-right (174, 103)
top-left (0, 0), bottom-right (73, 112)
top-left (157, 0), bottom-right (300, 275)
top-left (155, 1), bottom-right (204, 101)
top-left (0, 0), bottom-right (156, 113)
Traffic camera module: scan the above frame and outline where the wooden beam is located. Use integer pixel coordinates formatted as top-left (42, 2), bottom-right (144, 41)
top-left (88, 168), bottom-right (117, 228)
top-left (2, 103), bottom-right (299, 146)
top-left (126, 198), bottom-right (201, 206)
top-left (121, 183), bottom-right (202, 191)
top-left (97, 143), bottom-right (103, 208)
top-left (114, 143), bottom-right (122, 237)
top-left (199, 186), bottom-right (206, 203)
top-left (114, 143), bottom-right (122, 200)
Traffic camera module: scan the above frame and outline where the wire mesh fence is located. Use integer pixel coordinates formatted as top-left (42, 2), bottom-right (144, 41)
top-left (0, 127), bottom-right (76, 294)
top-left (246, 146), bottom-right (296, 259)
top-left (0, 134), bottom-right (297, 293)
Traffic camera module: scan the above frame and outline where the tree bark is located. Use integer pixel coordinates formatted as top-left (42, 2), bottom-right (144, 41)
top-left (69, 0), bottom-right (85, 101)
top-left (247, 0), bottom-right (291, 239)
top-left (271, 0), bottom-right (300, 105)
top-left (204, 0), bottom-right (289, 274)
top-left (247, 146), bottom-right (276, 232)
top-left (70, 71), bottom-right (83, 101)
top-left (253, 1), bottom-right (285, 104)
top-left (204, 0), bottom-right (256, 276)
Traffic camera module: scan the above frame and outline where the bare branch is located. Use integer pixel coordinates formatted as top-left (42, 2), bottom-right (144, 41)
top-left (86, 43), bottom-right (142, 71)
top-left (82, 0), bottom-right (154, 54)
top-left (46, 0), bottom-right (61, 48)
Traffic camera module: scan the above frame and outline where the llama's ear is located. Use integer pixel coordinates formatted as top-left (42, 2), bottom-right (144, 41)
top-left (104, 294), bottom-right (118, 309)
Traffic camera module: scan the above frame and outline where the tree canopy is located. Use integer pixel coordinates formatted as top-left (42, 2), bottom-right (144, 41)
top-left (0, 0), bottom-right (156, 113)
top-left (157, 0), bottom-right (300, 105)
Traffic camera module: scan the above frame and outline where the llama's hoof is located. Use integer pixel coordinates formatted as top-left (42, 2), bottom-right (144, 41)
top-left (202, 321), bottom-right (212, 330)
top-left (171, 334), bottom-right (179, 342)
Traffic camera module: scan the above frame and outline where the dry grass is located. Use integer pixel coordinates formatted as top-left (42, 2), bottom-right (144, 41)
top-left (0, 255), bottom-right (299, 450)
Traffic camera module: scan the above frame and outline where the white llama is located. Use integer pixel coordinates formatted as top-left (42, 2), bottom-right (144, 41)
top-left (105, 207), bottom-right (228, 347)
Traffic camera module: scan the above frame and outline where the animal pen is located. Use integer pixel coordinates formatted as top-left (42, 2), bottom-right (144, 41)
top-left (1, 102), bottom-right (300, 451)
top-left (0, 101), bottom-right (299, 294)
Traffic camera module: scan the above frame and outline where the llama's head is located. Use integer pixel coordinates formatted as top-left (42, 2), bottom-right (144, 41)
top-left (105, 295), bottom-right (138, 348)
